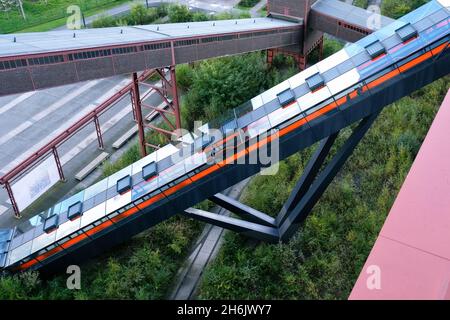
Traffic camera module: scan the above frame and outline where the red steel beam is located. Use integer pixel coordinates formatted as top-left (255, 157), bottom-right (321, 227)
top-left (4, 181), bottom-right (21, 219)
top-left (132, 72), bottom-right (148, 157)
top-left (169, 66), bottom-right (182, 132)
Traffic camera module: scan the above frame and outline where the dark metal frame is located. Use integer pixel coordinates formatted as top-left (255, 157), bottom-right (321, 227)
top-left (184, 110), bottom-right (381, 242)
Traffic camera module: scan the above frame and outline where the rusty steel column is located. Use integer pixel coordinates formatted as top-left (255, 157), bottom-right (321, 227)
top-left (93, 115), bottom-right (104, 150)
top-left (169, 65), bottom-right (182, 133)
top-left (267, 48), bottom-right (275, 68)
top-left (318, 36), bottom-right (324, 61)
top-left (52, 147), bottom-right (65, 182)
top-left (132, 72), bottom-right (147, 157)
top-left (4, 181), bottom-right (21, 218)
top-left (131, 90), bottom-right (137, 122)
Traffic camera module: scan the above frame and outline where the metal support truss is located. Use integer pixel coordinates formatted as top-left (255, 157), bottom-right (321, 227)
top-left (276, 132), bottom-right (338, 226)
top-left (132, 66), bottom-right (182, 156)
top-left (184, 111), bottom-right (380, 242)
top-left (184, 208), bottom-right (280, 243)
top-left (278, 111), bottom-right (380, 241)
top-left (267, 35), bottom-right (324, 71)
top-left (209, 193), bottom-right (277, 227)
top-left (267, 47), bottom-right (308, 70)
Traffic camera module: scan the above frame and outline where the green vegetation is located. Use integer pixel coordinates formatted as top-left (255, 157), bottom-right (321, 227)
top-left (0, 0), bottom-right (131, 33)
top-left (91, 3), bottom-right (250, 28)
top-left (92, 3), bottom-right (167, 28)
top-left (352, 0), bottom-right (369, 9)
top-left (181, 53), bottom-right (294, 130)
top-left (382, 0), bottom-right (428, 19)
top-left (0, 217), bottom-right (202, 299)
top-left (1, 0), bottom-right (445, 300)
top-left (237, 0), bottom-right (260, 9)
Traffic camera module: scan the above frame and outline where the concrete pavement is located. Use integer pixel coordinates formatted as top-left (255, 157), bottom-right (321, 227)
top-left (250, 0), bottom-right (266, 17)
top-left (0, 76), bottom-right (164, 227)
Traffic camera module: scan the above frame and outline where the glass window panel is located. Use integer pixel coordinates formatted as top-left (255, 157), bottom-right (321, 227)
top-left (116, 175), bottom-right (132, 194)
top-left (7, 241), bottom-right (32, 265)
top-left (251, 95), bottom-right (264, 110)
top-left (277, 89), bottom-right (295, 106)
top-left (261, 80), bottom-right (290, 104)
top-left (316, 49), bottom-right (351, 73)
top-left (106, 191), bottom-right (132, 215)
top-left (60, 190), bottom-right (84, 213)
top-left (31, 230), bottom-right (57, 254)
top-left (55, 217), bottom-right (82, 242)
top-left (155, 144), bottom-right (179, 162)
top-left (297, 86), bottom-right (333, 112)
top-left (184, 152), bottom-right (207, 173)
top-left (83, 178), bottom-right (108, 201)
top-left (107, 165), bottom-right (132, 189)
top-left (131, 151), bottom-right (157, 176)
top-left (80, 202), bottom-right (106, 228)
top-left (0, 229), bottom-right (13, 243)
top-left (327, 69), bottom-right (361, 95)
top-left (246, 115), bottom-right (271, 139)
top-left (305, 73), bottom-right (325, 91)
top-left (267, 102), bottom-right (301, 128)
top-left (43, 215), bottom-right (59, 233)
top-left (158, 161), bottom-right (187, 187)
top-left (396, 23), bottom-right (418, 42)
top-left (365, 40), bottom-right (386, 58)
top-left (131, 175), bottom-right (160, 201)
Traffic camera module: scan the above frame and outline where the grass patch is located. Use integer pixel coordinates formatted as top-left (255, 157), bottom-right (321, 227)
top-left (1, 0), bottom-right (133, 33)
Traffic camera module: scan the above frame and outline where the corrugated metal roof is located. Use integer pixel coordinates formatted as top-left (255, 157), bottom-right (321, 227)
top-left (0, 18), bottom-right (299, 58)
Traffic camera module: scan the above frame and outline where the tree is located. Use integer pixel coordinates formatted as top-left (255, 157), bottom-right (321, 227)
top-left (192, 11), bottom-right (209, 22)
top-left (168, 4), bottom-right (192, 23)
top-left (382, 0), bottom-right (427, 19)
top-left (129, 4), bottom-right (150, 25)
top-left (0, 0), bottom-right (16, 18)
top-left (181, 53), bottom-right (270, 129)
top-left (16, 0), bottom-right (25, 20)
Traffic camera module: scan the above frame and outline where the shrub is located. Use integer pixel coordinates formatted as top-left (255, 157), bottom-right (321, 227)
top-left (168, 4), bottom-right (192, 23)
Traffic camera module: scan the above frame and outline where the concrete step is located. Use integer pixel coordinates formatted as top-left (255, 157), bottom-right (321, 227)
top-left (112, 126), bottom-right (138, 150)
top-left (75, 152), bottom-right (109, 181)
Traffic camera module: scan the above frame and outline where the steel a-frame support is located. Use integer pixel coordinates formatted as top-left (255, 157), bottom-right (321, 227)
top-left (184, 111), bottom-right (380, 243)
top-left (209, 193), bottom-right (277, 227)
top-left (184, 208), bottom-right (280, 243)
top-left (278, 111), bottom-right (380, 241)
